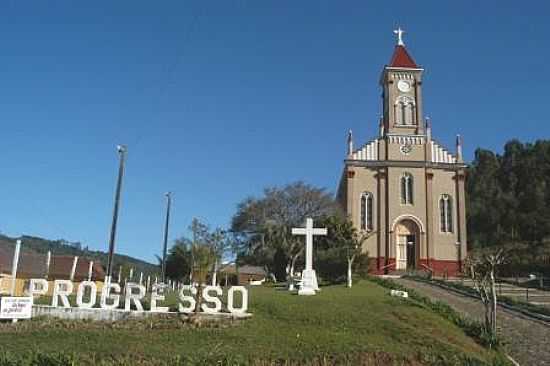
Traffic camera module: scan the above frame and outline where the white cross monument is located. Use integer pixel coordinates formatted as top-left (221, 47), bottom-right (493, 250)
top-left (292, 218), bottom-right (327, 296)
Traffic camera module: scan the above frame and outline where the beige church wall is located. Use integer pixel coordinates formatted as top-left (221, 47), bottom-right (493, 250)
top-left (387, 166), bottom-right (427, 259)
top-left (386, 140), bottom-right (426, 161)
top-left (431, 169), bottom-right (461, 261)
top-left (336, 171), bottom-right (348, 213)
top-left (346, 166), bottom-right (379, 257)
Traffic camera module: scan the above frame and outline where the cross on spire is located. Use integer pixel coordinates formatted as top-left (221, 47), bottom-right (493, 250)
top-left (394, 27), bottom-right (405, 46)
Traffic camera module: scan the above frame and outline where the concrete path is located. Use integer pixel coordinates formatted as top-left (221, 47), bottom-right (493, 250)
top-left (395, 278), bottom-right (550, 366)
top-left (445, 278), bottom-right (550, 307)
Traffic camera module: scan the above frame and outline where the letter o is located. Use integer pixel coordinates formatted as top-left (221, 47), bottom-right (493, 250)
top-left (227, 286), bottom-right (248, 314)
top-left (76, 281), bottom-right (97, 309)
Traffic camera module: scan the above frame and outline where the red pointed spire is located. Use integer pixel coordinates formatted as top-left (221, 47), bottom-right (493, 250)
top-left (389, 45), bottom-right (418, 68)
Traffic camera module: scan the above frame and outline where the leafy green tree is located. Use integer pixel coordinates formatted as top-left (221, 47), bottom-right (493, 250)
top-left (231, 181), bottom-right (340, 284)
top-left (467, 139), bottom-right (550, 278)
top-left (207, 227), bottom-right (231, 286)
top-left (189, 218), bottom-right (210, 283)
top-left (467, 149), bottom-right (504, 247)
top-left (164, 239), bottom-right (192, 282)
top-left (317, 216), bottom-right (372, 287)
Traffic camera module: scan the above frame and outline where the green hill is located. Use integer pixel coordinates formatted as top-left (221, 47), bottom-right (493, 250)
top-left (0, 281), bottom-right (510, 365)
top-left (0, 234), bottom-right (159, 278)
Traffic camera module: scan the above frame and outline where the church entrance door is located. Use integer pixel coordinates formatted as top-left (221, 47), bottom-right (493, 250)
top-left (395, 219), bottom-right (420, 271)
top-left (396, 235), bottom-right (407, 270)
top-left (406, 234), bottom-right (416, 269)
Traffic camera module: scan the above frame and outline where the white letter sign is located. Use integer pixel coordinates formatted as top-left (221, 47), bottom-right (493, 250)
top-left (76, 281), bottom-right (97, 309)
top-left (227, 286), bottom-right (248, 314)
top-left (201, 286), bottom-right (222, 314)
top-left (52, 280), bottom-right (73, 308)
top-left (150, 284), bottom-right (169, 313)
top-left (124, 283), bottom-right (146, 311)
top-left (100, 282), bottom-right (121, 309)
top-left (178, 285), bottom-right (197, 313)
top-left (26, 278), bottom-right (250, 316)
top-left (28, 279), bottom-right (48, 297)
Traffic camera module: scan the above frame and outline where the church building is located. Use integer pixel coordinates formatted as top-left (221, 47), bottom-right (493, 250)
top-left (337, 29), bottom-right (467, 276)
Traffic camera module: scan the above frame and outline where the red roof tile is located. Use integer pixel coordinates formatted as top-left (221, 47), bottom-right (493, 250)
top-left (0, 246), bottom-right (47, 277)
top-left (0, 248), bottom-right (105, 281)
top-left (49, 256), bottom-right (105, 281)
top-left (389, 45), bottom-right (418, 68)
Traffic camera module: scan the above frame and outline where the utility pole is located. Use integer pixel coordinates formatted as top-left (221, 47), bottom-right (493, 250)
top-left (161, 192), bottom-right (172, 283)
top-left (106, 145), bottom-right (127, 283)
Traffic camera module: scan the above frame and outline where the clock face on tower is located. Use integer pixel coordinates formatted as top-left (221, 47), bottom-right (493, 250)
top-left (397, 80), bottom-right (411, 93)
top-left (400, 144), bottom-right (413, 155)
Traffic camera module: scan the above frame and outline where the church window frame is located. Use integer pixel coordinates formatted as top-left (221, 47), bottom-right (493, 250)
top-left (439, 194), bottom-right (454, 233)
top-left (394, 96), bottom-right (416, 126)
top-left (360, 192), bottom-right (374, 232)
top-left (401, 173), bottom-right (414, 205)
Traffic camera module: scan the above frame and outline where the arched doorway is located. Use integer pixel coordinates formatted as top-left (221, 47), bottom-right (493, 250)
top-left (395, 219), bottom-right (420, 270)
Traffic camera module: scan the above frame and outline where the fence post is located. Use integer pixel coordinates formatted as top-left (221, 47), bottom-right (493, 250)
top-left (10, 240), bottom-right (22, 296)
top-left (526, 287), bottom-right (529, 302)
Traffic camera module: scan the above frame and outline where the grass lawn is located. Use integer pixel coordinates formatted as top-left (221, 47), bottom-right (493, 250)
top-left (0, 280), bottom-right (510, 365)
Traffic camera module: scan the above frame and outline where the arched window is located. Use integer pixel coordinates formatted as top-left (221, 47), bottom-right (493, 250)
top-left (394, 96), bottom-right (416, 126)
top-left (401, 173), bottom-right (414, 205)
top-left (440, 194), bottom-right (453, 233)
top-left (360, 192), bottom-right (374, 231)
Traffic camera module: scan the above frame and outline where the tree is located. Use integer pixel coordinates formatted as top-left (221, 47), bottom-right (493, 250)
top-left (163, 238), bottom-right (192, 282)
top-left (467, 149), bottom-right (504, 247)
top-left (466, 140), bottom-right (550, 278)
top-left (319, 216), bottom-right (372, 288)
top-left (467, 140), bottom-right (550, 249)
top-left (231, 182), bottom-right (340, 285)
top-left (189, 218), bottom-right (210, 283)
top-left (183, 218), bottom-right (218, 315)
top-left (464, 248), bottom-right (506, 346)
top-left (191, 243), bottom-right (216, 313)
top-left (207, 228), bottom-right (230, 286)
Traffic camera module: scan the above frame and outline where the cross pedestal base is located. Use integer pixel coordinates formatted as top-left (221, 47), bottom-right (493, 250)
top-left (298, 269), bottom-right (319, 296)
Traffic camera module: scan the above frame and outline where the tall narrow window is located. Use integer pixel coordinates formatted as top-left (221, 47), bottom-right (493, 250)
top-left (401, 173), bottom-right (414, 205)
top-left (360, 192), bottom-right (374, 231)
top-left (395, 96), bottom-right (416, 125)
top-left (440, 194), bottom-right (453, 233)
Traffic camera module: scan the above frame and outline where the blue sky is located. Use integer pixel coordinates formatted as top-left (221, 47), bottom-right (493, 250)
top-left (0, 1), bottom-right (548, 263)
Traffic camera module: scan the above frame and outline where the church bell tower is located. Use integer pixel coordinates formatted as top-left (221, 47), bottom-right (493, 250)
top-left (337, 27), bottom-right (468, 278)
top-left (381, 27), bottom-right (425, 136)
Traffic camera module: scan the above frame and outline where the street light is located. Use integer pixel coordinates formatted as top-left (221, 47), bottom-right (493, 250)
top-left (106, 144), bottom-right (127, 283)
top-left (161, 192), bottom-right (172, 283)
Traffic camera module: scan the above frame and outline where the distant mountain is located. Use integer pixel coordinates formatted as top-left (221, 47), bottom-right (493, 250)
top-left (0, 234), bottom-right (159, 279)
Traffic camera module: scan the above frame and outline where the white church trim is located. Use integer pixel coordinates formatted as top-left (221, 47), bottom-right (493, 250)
top-left (431, 141), bottom-right (457, 164)
top-left (390, 214), bottom-right (426, 234)
top-left (350, 138), bottom-right (380, 161)
top-left (388, 135), bottom-right (425, 145)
